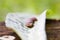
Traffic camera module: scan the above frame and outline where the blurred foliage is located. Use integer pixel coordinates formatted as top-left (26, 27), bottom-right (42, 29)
top-left (0, 0), bottom-right (60, 21)
top-left (46, 0), bottom-right (60, 20)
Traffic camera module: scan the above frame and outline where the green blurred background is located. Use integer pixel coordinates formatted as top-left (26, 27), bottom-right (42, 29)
top-left (0, 0), bottom-right (60, 21)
